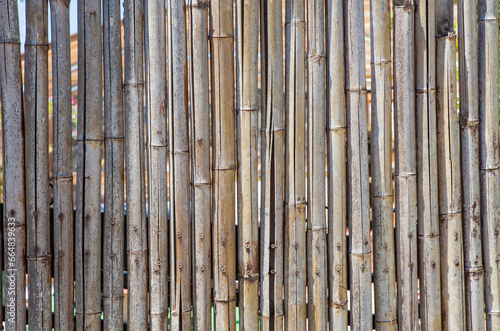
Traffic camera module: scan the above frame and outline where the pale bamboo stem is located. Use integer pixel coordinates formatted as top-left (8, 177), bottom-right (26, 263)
top-left (414, 0), bottom-right (442, 328)
top-left (369, 0), bottom-right (396, 329)
top-left (145, 0), bottom-right (168, 328)
top-left (49, 0), bottom-right (75, 329)
top-left (75, 0), bottom-right (103, 328)
top-left (478, 0), bottom-right (500, 329)
top-left (393, 2), bottom-right (418, 330)
top-left (326, 0), bottom-right (348, 329)
top-left (210, 0), bottom-right (237, 328)
top-left (189, 0), bottom-right (212, 329)
top-left (236, 0), bottom-right (260, 329)
top-left (285, 0), bottom-right (307, 329)
top-left (344, 0), bottom-right (372, 329)
top-left (457, 0), bottom-right (485, 329)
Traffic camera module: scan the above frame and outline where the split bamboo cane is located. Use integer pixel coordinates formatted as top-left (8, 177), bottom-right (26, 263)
top-left (189, 0), bottom-right (212, 329)
top-left (210, 0), bottom-right (237, 328)
top-left (75, 0), bottom-right (103, 328)
top-left (236, 0), bottom-right (260, 328)
top-left (49, 0), bottom-right (75, 329)
top-left (393, 2), bottom-right (418, 330)
top-left (145, 0), bottom-right (169, 328)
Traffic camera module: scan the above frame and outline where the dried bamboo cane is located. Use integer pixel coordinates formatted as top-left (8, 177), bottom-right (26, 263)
top-left (24, 0), bottom-right (51, 329)
top-left (260, 0), bottom-right (285, 329)
top-left (326, 0), bottom-right (348, 329)
top-left (393, 2), bottom-right (418, 330)
top-left (414, 0), bottom-right (442, 328)
top-left (189, 0), bottom-right (212, 329)
top-left (75, 0), bottom-right (103, 328)
top-left (210, 0), bottom-right (237, 328)
top-left (478, 0), bottom-right (500, 329)
top-left (0, 0), bottom-right (26, 329)
top-left (123, 0), bottom-right (148, 328)
top-left (284, 0), bottom-right (307, 329)
top-left (236, 0), bottom-right (260, 328)
top-left (145, 0), bottom-right (168, 328)
top-left (369, 0), bottom-right (396, 329)
top-left (103, 0), bottom-right (124, 328)
top-left (49, 0), bottom-right (74, 329)
top-left (306, 0), bottom-right (328, 329)
top-left (457, 0), bottom-right (485, 329)
top-left (167, 0), bottom-right (192, 329)
top-left (344, 0), bottom-right (372, 329)
top-left (436, 32), bottom-right (466, 330)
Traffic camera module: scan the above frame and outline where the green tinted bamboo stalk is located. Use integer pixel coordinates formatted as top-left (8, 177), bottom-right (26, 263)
top-left (145, 0), bottom-right (168, 328)
top-left (393, 2), bottom-right (418, 329)
top-left (103, 0), bottom-right (124, 327)
top-left (75, 0), bottom-right (103, 328)
top-left (0, 0), bottom-right (26, 329)
top-left (49, 0), bottom-right (74, 329)
top-left (123, 0), bottom-right (148, 328)
top-left (344, 0), bottom-right (372, 329)
top-left (414, 0), bottom-right (442, 328)
top-left (210, 0), bottom-right (237, 328)
top-left (326, 0), bottom-right (348, 329)
top-left (284, 0), bottom-right (307, 329)
top-left (189, 0), bottom-right (212, 329)
top-left (236, 0), bottom-right (260, 328)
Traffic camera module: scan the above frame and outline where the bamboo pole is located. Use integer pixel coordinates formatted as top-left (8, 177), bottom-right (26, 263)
top-left (236, 0), bottom-right (260, 328)
top-left (344, 0), bottom-right (372, 329)
top-left (326, 0), bottom-right (348, 329)
top-left (75, 0), bottom-right (103, 328)
top-left (436, 32), bottom-right (466, 330)
top-left (123, 0), bottom-right (148, 328)
top-left (0, 0), bottom-right (26, 329)
top-left (414, 0), bottom-right (442, 328)
top-left (189, 0), bottom-right (212, 329)
top-left (145, 0), bottom-right (168, 328)
top-left (457, 0), bottom-right (485, 329)
top-left (478, 0), bottom-right (500, 329)
top-left (209, 0), bottom-right (237, 328)
top-left (103, 0), bottom-right (124, 328)
top-left (49, 0), bottom-right (74, 329)
top-left (306, 0), bottom-right (328, 329)
top-left (393, 2), bottom-right (418, 330)
top-left (167, 0), bottom-right (192, 329)
top-left (284, 0), bottom-right (307, 329)
top-left (24, 0), bottom-right (51, 329)
top-left (369, 0), bottom-right (396, 329)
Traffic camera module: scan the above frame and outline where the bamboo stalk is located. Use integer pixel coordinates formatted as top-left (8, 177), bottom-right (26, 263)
top-left (369, 0), bottom-right (396, 329)
top-left (260, 0), bottom-right (285, 329)
top-left (145, 0), bottom-right (168, 328)
top-left (189, 0), bottom-right (212, 329)
top-left (393, 2), bottom-right (418, 330)
top-left (436, 32), bottom-right (466, 330)
top-left (0, 0), bottom-right (26, 329)
top-left (306, 0), bottom-right (328, 329)
top-left (209, 0), bottom-right (237, 328)
top-left (344, 0), bottom-right (372, 329)
top-left (414, 0), bottom-right (442, 328)
top-left (235, 0), bottom-right (260, 328)
top-left (49, 0), bottom-right (75, 329)
top-left (478, 0), bottom-right (500, 329)
top-left (167, 0), bottom-right (192, 329)
top-left (75, 0), bottom-right (103, 328)
top-left (123, 0), bottom-right (148, 328)
top-left (326, 0), bottom-right (348, 329)
top-left (284, 0), bottom-right (307, 329)
top-left (457, 0), bottom-right (485, 329)
top-left (103, 0), bottom-right (124, 328)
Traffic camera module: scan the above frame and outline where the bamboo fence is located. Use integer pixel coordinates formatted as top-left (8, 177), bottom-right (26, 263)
top-left (0, 0), bottom-right (499, 330)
